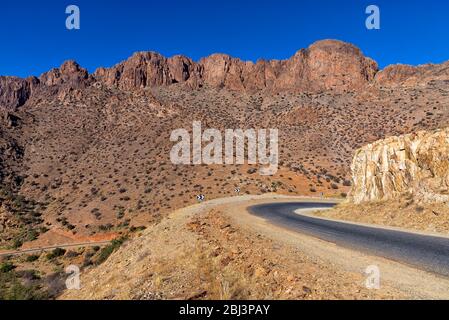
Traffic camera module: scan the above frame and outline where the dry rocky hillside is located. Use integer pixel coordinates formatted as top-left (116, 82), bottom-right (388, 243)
top-left (1, 39), bottom-right (449, 248)
top-left (61, 196), bottom-right (407, 300)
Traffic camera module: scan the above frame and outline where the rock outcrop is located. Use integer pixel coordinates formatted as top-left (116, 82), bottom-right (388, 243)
top-left (0, 61), bottom-right (91, 110)
top-left (39, 60), bottom-right (90, 88)
top-left (375, 61), bottom-right (449, 87)
top-left (349, 128), bottom-right (449, 204)
top-left (93, 52), bottom-right (202, 90)
top-left (0, 76), bottom-right (38, 110)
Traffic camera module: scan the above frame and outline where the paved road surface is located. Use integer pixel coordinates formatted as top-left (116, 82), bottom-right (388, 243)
top-left (249, 201), bottom-right (449, 277)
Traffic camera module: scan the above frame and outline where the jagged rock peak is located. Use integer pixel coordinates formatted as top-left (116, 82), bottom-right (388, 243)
top-left (39, 60), bottom-right (90, 87)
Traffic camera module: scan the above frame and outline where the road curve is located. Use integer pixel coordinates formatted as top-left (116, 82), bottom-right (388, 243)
top-left (249, 202), bottom-right (449, 277)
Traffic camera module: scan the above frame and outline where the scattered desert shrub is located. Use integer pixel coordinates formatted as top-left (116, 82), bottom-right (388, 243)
top-left (95, 236), bottom-right (128, 265)
top-left (46, 248), bottom-right (66, 260)
top-left (0, 262), bottom-right (16, 273)
top-left (25, 254), bottom-right (40, 262)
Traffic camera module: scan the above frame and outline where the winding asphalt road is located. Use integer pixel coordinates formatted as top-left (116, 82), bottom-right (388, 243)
top-left (249, 202), bottom-right (449, 277)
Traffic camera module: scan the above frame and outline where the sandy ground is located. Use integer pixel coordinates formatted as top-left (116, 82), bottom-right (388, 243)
top-left (313, 199), bottom-right (449, 235)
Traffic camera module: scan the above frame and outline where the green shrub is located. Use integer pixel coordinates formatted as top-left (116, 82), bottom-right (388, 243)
top-left (26, 254), bottom-right (40, 262)
top-left (130, 226), bottom-right (146, 233)
top-left (1, 277), bottom-right (47, 300)
top-left (95, 237), bottom-right (127, 265)
top-left (0, 262), bottom-right (16, 273)
top-left (12, 237), bottom-right (23, 249)
top-left (46, 248), bottom-right (66, 260)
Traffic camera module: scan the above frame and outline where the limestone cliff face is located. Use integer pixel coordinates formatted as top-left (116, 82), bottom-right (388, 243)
top-left (349, 128), bottom-right (449, 204)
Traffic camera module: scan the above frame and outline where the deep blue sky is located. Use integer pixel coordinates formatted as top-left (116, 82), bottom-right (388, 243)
top-left (1, 0), bottom-right (448, 77)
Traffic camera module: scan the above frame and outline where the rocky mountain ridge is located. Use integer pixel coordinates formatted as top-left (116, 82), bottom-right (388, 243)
top-left (3, 39), bottom-right (449, 110)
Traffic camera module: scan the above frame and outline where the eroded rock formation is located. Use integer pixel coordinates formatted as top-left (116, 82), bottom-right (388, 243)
top-left (93, 39), bottom-right (378, 93)
top-left (349, 128), bottom-right (449, 204)
top-left (375, 62), bottom-right (449, 87)
top-left (39, 60), bottom-right (90, 88)
top-left (0, 76), bottom-right (38, 110)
